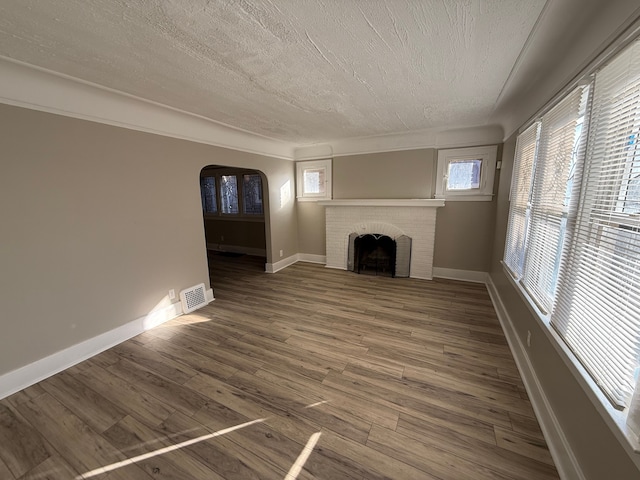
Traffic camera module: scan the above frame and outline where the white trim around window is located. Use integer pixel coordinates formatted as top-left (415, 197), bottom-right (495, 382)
top-left (296, 159), bottom-right (332, 201)
top-left (435, 145), bottom-right (498, 201)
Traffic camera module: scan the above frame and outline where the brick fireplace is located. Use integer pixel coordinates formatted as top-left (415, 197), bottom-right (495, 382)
top-left (318, 199), bottom-right (445, 280)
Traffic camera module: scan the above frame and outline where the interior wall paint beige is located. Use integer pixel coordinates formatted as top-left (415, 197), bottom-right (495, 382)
top-left (489, 135), bottom-right (640, 477)
top-left (332, 149), bottom-right (436, 199)
top-left (433, 201), bottom-right (496, 272)
top-left (0, 103), bottom-right (297, 376)
top-left (296, 202), bottom-right (326, 256)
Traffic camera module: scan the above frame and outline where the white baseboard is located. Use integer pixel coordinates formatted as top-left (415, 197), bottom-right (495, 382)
top-left (205, 288), bottom-right (215, 304)
top-left (432, 267), bottom-right (489, 283)
top-left (265, 254), bottom-right (299, 273)
top-left (486, 277), bottom-right (584, 480)
top-left (265, 253), bottom-right (326, 273)
top-left (207, 243), bottom-right (266, 257)
top-left (0, 288), bottom-right (214, 400)
top-left (297, 253), bottom-right (326, 264)
top-left (324, 265), bottom-right (347, 270)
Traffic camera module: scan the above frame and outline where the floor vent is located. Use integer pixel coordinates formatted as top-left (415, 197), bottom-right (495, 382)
top-left (180, 283), bottom-right (207, 314)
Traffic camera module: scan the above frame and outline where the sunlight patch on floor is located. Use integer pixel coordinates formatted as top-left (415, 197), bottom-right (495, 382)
top-left (75, 418), bottom-right (266, 479)
top-left (156, 313), bottom-right (212, 328)
top-left (304, 400), bottom-right (329, 408)
top-left (285, 432), bottom-right (322, 480)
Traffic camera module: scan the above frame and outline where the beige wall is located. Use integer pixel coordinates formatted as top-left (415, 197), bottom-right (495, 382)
top-left (490, 136), bottom-right (640, 477)
top-left (296, 202), bottom-right (326, 256)
top-left (433, 201), bottom-right (496, 271)
top-left (0, 103), bottom-right (297, 376)
top-left (298, 147), bottom-right (498, 273)
top-left (333, 149), bottom-right (436, 198)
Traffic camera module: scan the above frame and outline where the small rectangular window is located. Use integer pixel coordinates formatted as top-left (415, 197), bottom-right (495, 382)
top-left (296, 159), bottom-right (332, 201)
top-left (435, 146), bottom-right (497, 201)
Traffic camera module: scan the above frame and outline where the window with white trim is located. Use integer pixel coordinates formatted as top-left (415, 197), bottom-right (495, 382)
top-left (435, 145), bottom-right (498, 201)
top-left (504, 38), bottom-right (640, 412)
top-left (296, 159), bottom-right (332, 201)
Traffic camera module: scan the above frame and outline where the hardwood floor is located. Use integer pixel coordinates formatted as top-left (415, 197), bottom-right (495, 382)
top-left (0, 253), bottom-right (560, 479)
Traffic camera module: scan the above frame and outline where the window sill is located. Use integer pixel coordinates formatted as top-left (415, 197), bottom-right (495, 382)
top-left (296, 196), bottom-right (331, 202)
top-left (500, 261), bottom-right (640, 455)
top-left (434, 194), bottom-right (494, 202)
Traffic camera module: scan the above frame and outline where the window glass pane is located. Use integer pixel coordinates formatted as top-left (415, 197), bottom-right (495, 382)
top-left (447, 159), bottom-right (482, 190)
top-left (626, 173), bottom-right (640, 213)
top-left (243, 174), bottom-right (263, 215)
top-left (303, 168), bottom-right (325, 195)
top-left (220, 175), bottom-right (239, 214)
top-left (620, 132), bottom-right (640, 214)
top-left (200, 176), bottom-right (217, 214)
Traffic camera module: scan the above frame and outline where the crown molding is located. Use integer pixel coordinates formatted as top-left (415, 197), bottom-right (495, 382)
top-left (0, 56), bottom-right (296, 160)
top-left (0, 56), bottom-right (505, 162)
top-left (294, 124), bottom-right (504, 160)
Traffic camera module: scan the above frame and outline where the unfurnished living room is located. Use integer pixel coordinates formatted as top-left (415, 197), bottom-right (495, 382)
top-left (2, 1), bottom-right (640, 479)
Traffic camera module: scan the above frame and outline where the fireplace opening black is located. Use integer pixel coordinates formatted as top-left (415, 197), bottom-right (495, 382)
top-left (348, 232), bottom-right (411, 278)
top-left (353, 234), bottom-right (396, 277)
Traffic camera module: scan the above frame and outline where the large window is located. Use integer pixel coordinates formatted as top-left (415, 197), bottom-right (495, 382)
top-left (504, 39), bottom-right (640, 411)
top-left (200, 168), bottom-right (263, 217)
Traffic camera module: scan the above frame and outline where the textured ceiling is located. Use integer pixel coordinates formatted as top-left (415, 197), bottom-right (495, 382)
top-left (0, 0), bottom-right (547, 145)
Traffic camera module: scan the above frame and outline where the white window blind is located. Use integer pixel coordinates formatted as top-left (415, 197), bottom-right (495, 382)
top-left (551, 39), bottom-right (640, 409)
top-left (521, 86), bottom-right (590, 313)
top-left (504, 85), bottom-right (590, 315)
top-left (504, 123), bottom-right (539, 278)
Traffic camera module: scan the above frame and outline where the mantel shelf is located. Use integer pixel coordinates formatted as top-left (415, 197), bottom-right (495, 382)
top-left (318, 199), bottom-right (445, 207)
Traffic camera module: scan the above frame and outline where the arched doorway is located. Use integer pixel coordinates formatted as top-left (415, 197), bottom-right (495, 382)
top-left (199, 165), bottom-right (270, 283)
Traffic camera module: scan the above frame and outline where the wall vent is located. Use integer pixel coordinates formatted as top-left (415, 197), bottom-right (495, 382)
top-left (180, 283), bottom-right (207, 314)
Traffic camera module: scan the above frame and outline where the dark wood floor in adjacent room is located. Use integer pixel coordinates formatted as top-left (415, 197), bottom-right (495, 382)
top-left (0, 253), bottom-right (560, 479)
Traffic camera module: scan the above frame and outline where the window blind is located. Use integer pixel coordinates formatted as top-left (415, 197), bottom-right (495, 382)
top-left (521, 86), bottom-right (590, 313)
top-left (551, 39), bottom-right (640, 409)
top-left (504, 123), bottom-right (539, 278)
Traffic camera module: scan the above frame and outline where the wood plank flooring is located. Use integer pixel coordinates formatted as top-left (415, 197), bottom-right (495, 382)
top-left (0, 253), bottom-right (560, 479)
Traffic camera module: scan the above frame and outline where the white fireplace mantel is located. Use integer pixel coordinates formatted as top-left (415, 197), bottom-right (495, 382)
top-left (318, 199), bottom-right (445, 207)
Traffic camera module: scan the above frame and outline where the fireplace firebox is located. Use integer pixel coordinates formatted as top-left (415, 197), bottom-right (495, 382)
top-left (353, 234), bottom-right (396, 277)
top-left (348, 233), bottom-right (412, 278)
